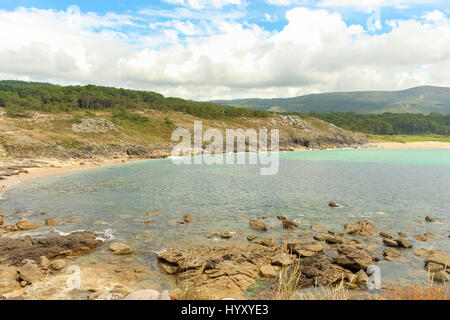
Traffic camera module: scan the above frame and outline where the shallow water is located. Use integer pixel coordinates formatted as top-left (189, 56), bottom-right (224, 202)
top-left (1, 148), bottom-right (449, 288)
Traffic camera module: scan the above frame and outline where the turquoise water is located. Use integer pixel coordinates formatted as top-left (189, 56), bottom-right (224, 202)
top-left (1, 148), bottom-right (449, 286)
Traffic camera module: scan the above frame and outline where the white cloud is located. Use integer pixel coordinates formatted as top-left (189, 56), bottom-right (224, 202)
top-left (0, 6), bottom-right (449, 100)
top-left (318, 0), bottom-right (440, 10)
top-left (162, 0), bottom-right (242, 10)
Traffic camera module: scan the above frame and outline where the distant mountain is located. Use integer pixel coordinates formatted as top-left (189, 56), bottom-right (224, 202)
top-left (213, 86), bottom-right (450, 114)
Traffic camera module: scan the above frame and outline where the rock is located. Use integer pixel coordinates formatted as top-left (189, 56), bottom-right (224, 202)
top-left (251, 238), bottom-right (276, 247)
top-left (16, 219), bottom-right (41, 231)
top-left (0, 266), bottom-right (20, 294)
top-left (379, 232), bottom-right (394, 239)
top-left (424, 232), bottom-right (441, 238)
top-left (183, 214), bottom-right (194, 223)
top-left (355, 270), bottom-right (369, 285)
top-left (0, 231), bottom-right (102, 265)
top-left (344, 220), bottom-right (377, 237)
top-left (0, 214), bottom-right (4, 226)
top-left (277, 216), bottom-right (287, 221)
top-left (147, 211), bottom-right (160, 216)
top-left (39, 256), bottom-right (50, 270)
top-left (40, 211), bottom-right (47, 215)
top-left (414, 234), bottom-right (428, 242)
top-left (50, 259), bottom-right (66, 271)
top-left (414, 248), bottom-right (430, 257)
top-left (247, 236), bottom-right (257, 241)
top-left (123, 290), bottom-right (167, 300)
top-left (397, 232), bottom-right (407, 238)
top-left (286, 240), bottom-right (323, 257)
top-left (424, 249), bottom-right (450, 268)
top-left (426, 262), bottom-right (445, 273)
top-left (220, 232), bottom-right (233, 240)
top-left (259, 265), bottom-right (277, 278)
top-left (430, 270), bottom-right (450, 283)
top-left (383, 247), bottom-right (401, 261)
top-left (282, 219), bottom-right (298, 230)
top-left (323, 234), bottom-right (345, 244)
top-left (18, 260), bottom-right (44, 284)
top-left (328, 202), bottom-right (341, 208)
top-left (271, 253), bottom-right (294, 266)
top-left (249, 219), bottom-right (269, 231)
top-left (45, 218), bottom-right (58, 226)
top-left (160, 263), bottom-right (179, 275)
top-left (333, 245), bottom-right (373, 271)
top-left (425, 216), bottom-right (438, 223)
top-left (109, 243), bottom-right (134, 255)
top-left (383, 239), bottom-right (399, 247)
top-left (396, 239), bottom-right (413, 249)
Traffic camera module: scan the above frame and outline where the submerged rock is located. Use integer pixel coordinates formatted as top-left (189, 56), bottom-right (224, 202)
top-left (282, 219), bottom-right (298, 230)
top-left (383, 247), bottom-right (401, 261)
top-left (344, 220), bottom-right (377, 237)
top-left (45, 218), bottom-right (58, 226)
top-left (328, 202), bottom-right (341, 208)
top-left (183, 214), bottom-right (194, 223)
top-left (16, 219), bottom-right (41, 231)
top-left (249, 219), bottom-right (269, 231)
top-left (109, 243), bottom-right (134, 255)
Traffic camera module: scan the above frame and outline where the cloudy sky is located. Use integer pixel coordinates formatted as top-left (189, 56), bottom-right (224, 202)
top-left (0, 0), bottom-right (449, 100)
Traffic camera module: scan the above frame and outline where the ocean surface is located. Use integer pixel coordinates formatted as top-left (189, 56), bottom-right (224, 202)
top-left (1, 148), bottom-right (449, 289)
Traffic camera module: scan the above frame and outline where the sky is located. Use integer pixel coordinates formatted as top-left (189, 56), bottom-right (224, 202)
top-left (0, 0), bottom-right (449, 100)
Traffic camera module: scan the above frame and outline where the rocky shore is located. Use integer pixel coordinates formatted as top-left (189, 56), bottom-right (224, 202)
top-left (0, 211), bottom-right (448, 300)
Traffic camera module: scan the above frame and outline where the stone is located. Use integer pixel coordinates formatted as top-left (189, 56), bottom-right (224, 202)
top-left (147, 211), bottom-right (160, 216)
top-left (383, 239), bottom-right (399, 247)
top-left (277, 216), bottom-right (287, 221)
top-left (333, 245), bottom-right (373, 271)
top-left (247, 236), bottom-right (257, 241)
top-left (16, 219), bottom-right (41, 231)
top-left (425, 216), bottom-right (438, 223)
top-left (328, 202), bottom-right (341, 208)
top-left (252, 238), bottom-right (276, 247)
top-left (0, 266), bottom-right (20, 294)
top-left (379, 232), bottom-right (394, 239)
top-left (183, 214), bottom-right (194, 223)
top-left (344, 220), bottom-right (377, 237)
top-left (39, 256), bottom-right (50, 270)
top-left (430, 270), bottom-right (450, 283)
top-left (397, 232), bottom-right (407, 238)
top-left (50, 259), bottom-right (66, 271)
top-left (109, 243), bottom-right (134, 255)
top-left (271, 253), bottom-right (293, 266)
top-left (424, 249), bottom-right (450, 267)
top-left (426, 262), bottom-right (444, 273)
top-left (396, 239), bottom-right (413, 249)
top-left (0, 214), bottom-right (4, 226)
top-left (249, 219), bottom-right (269, 231)
top-left (383, 247), bottom-right (401, 261)
top-left (259, 265), bottom-right (277, 278)
top-left (286, 240), bottom-right (323, 257)
top-left (220, 232), bottom-right (233, 239)
top-left (18, 260), bottom-right (44, 284)
top-left (282, 219), bottom-right (298, 230)
top-left (414, 248), bottom-right (430, 257)
top-left (311, 224), bottom-right (330, 233)
top-left (323, 234), bottom-right (345, 244)
top-left (355, 270), bottom-right (369, 284)
top-left (45, 218), bottom-right (58, 226)
top-left (160, 263), bottom-right (178, 275)
top-left (414, 234), bottom-right (428, 242)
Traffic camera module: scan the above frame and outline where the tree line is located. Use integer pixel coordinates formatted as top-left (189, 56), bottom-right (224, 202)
top-left (0, 80), bottom-right (269, 119)
top-left (309, 111), bottom-right (450, 135)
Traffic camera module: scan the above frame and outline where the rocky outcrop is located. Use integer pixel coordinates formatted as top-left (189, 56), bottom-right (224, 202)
top-left (285, 240), bottom-right (323, 257)
top-left (0, 231), bottom-right (102, 265)
top-left (18, 260), bottom-right (44, 284)
top-left (0, 266), bottom-right (20, 294)
top-left (344, 221), bottom-right (377, 237)
top-left (424, 249), bottom-right (449, 282)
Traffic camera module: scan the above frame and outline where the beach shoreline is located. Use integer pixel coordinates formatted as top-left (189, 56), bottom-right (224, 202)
top-left (1, 141), bottom-right (449, 194)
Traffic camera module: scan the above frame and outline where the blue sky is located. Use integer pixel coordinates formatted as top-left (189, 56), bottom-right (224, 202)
top-left (0, 0), bottom-right (448, 100)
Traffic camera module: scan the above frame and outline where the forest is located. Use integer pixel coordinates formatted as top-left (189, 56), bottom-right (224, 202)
top-left (309, 111), bottom-right (450, 135)
top-left (0, 80), bottom-right (270, 120)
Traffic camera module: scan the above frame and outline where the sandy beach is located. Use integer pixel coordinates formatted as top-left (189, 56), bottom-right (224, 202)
top-left (374, 141), bottom-right (450, 149)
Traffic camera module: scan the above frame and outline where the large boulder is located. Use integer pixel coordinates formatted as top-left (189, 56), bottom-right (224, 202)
top-left (333, 244), bottom-right (373, 271)
top-left (344, 220), bottom-right (377, 236)
top-left (0, 266), bottom-right (20, 294)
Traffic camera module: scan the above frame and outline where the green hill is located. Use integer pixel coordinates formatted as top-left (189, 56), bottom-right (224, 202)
top-left (213, 86), bottom-right (450, 114)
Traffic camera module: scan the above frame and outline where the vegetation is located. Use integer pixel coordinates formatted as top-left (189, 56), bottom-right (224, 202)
top-left (380, 279), bottom-right (448, 300)
top-left (0, 80), bottom-right (270, 120)
top-left (310, 112), bottom-right (450, 136)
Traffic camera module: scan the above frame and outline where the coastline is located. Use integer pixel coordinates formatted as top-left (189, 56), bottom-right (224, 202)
top-left (2, 140), bottom-right (450, 194)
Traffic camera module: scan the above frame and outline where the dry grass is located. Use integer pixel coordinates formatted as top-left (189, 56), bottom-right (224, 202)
top-left (380, 276), bottom-right (449, 300)
top-left (297, 280), bottom-right (349, 300)
top-left (274, 260), bottom-right (303, 300)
